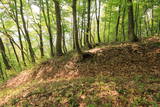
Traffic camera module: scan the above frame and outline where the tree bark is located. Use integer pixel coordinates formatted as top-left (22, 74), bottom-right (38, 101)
top-left (14, 0), bottom-right (26, 66)
top-left (19, 0), bottom-right (35, 63)
top-left (53, 0), bottom-right (63, 56)
top-left (95, 0), bottom-right (101, 43)
top-left (127, 0), bottom-right (138, 42)
top-left (86, 0), bottom-right (92, 49)
top-left (122, 6), bottom-right (126, 41)
top-left (115, 4), bottom-right (121, 41)
top-left (72, 0), bottom-right (81, 53)
top-left (0, 37), bottom-right (11, 70)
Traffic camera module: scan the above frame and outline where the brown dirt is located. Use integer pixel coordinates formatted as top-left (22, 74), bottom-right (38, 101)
top-left (3, 36), bottom-right (160, 88)
top-left (0, 36), bottom-right (160, 106)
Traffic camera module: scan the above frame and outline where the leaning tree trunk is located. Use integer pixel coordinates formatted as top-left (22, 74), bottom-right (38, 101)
top-left (1, 18), bottom-right (21, 69)
top-left (0, 62), bottom-right (5, 80)
top-left (0, 37), bottom-right (11, 70)
top-left (19, 0), bottom-right (35, 63)
top-left (14, 0), bottom-right (26, 66)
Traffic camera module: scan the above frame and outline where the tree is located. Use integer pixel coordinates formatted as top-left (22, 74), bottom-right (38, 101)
top-left (127, 0), bottom-right (138, 42)
top-left (19, 0), bottom-right (35, 63)
top-left (42, 0), bottom-right (54, 57)
top-left (115, 1), bottom-right (121, 41)
top-left (53, 0), bottom-right (63, 56)
top-left (31, 0), bottom-right (44, 58)
top-left (86, 0), bottom-right (92, 49)
top-left (13, 0), bottom-right (26, 66)
top-left (0, 37), bottom-right (11, 70)
top-left (95, 0), bottom-right (101, 43)
top-left (72, 0), bottom-right (81, 53)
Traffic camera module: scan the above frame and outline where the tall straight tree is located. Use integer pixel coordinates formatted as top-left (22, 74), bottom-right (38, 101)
top-left (72, 0), bottom-right (81, 53)
top-left (53, 0), bottom-right (63, 56)
top-left (95, 0), bottom-right (101, 43)
top-left (42, 0), bottom-right (54, 57)
top-left (86, 0), bottom-right (92, 49)
top-left (127, 0), bottom-right (138, 42)
top-left (115, 1), bottom-right (122, 41)
top-left (19, 0), bottom-right (35, 63)
top-left (121, 2), bottom-right (126, 41)
top-left (0, 37), bottom-right (11, 70)
top-left (31, 0), bottom-right (44, 58)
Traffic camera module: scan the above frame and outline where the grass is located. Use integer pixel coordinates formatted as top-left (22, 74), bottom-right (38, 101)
top-left (1, 74), bottom-right (158, 106)
top-left (1, 37), bottom-right (160, 106)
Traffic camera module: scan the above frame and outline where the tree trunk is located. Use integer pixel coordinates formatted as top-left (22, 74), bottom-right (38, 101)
top-left (37, 0), bottom-right (44, 58)
top-left (53, 0), bottom-right (63, 56)
top-left (122, 6), bottom-right (126, 41)
top-left (19, 0), bottom-right (35, 63)
top-left (0, 37), bottom-right (11, 70)
top-left (46, 0), bottom-right (54, 57)
top-left (86, 0), bottom-right (92, 49)
top-left (127, 0), bottom-right (138, 42)
top-left (14, 0), bottom-right (26, 66)
top-left (115, 4), bottom-right (121, 41)
top-left (1, 17), bottom-right (21, 69)
top-left (72, 0), bottom-right (81, 53)
top-left (10, 39), bottom-right (21, 69)
top-left (0, 62), bottom-right (5, 80)
top-left (95, 0), bottom-right (101, 43)
top-left (62, 24), bottom-right (67, 54)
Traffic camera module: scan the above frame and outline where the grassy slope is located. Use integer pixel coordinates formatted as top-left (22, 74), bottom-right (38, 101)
top-left (0, 37), bottom-right (160, 107)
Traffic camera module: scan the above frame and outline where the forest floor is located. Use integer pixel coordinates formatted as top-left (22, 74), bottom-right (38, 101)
top-left (0, 37), bottom-right (160, 107)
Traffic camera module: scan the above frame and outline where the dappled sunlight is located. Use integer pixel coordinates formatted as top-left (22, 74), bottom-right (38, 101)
top-left (0, 37), bottom-right (160, 106)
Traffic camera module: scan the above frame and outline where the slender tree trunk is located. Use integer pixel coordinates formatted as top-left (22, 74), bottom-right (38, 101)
top-left (159, 20), bottom-right (160, 35)
top-left (115, 4), bottom-right (121, 41)
top-left (139, 18), bottom-right (142, 39)
top-left (151, 4), bottom-right (154, 35)
top-left (95, 0), bottom-right (101, 43)
top-left (103, 21), bottom-right (107, 42)
top-left (46, 0), bottom-right (54, 57)
top-left (127, 0), bottom-right (138, 42)
top-left (38, 1), bottom-right (44, 58)
top-left (0, 37), bottom-right (11, 70)
top-left (0, 62), bottom-right (5, 80)
top-left (122, 6), bottom-right (126, 41)
top-left (39, 22), bottom-right (44, 58)
top-left (53, 0), bottom-right (63, 56)
top-left (19, 0), bottom-right (35, 63)
top-left (10, 39), bottom-right (21, 69)
top-left (135, 0), bottom-right (139, 36)
top-left (108, 8), bottom-right (112, 42)
top-left (62, 23), bottom-right (67, 54)
top-left (144, 17), bottom-right (149, 37)
top-left (72, 0), bottom-right (81, 53)
top-left (41, 0), bottom-right (54, 57)
top-left (13, 0), bottom-right (26, 66)
top-left (1, 17), bottom-right (21, 69)
top-left (86, 0), bottom-right (92, 49)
